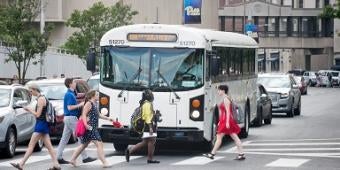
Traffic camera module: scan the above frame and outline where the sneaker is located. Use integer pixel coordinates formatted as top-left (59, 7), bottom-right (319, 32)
top-left (147, 160), bottom-right (160, 164)
top-left (82, 157), bottom-right (97, 163)
top-left (57, 159), bottom-right (69, 164)
top-left (125, 148), bottom-right (130, 162)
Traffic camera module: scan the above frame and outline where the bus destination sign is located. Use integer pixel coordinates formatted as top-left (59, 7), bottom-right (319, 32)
top-left (127, 33), bottom-right (177, 42)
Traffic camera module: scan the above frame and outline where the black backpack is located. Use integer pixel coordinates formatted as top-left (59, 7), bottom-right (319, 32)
top-left (44, 96), bottom-right (56, 125)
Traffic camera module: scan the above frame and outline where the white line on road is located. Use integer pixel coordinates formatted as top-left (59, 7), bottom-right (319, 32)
top-left (252, 138), bottom-right (340, 142)
top-left (172, 156), bottom-right (224, 165)
top-left (243, 142), bottom-right (340, 146)
top-left (266, 158), bottom-right (310, 168)
top-left (242, 151), bottom-right (340, 158)
top-left (83, 156), bottom-right (142, 166)
top-left (0, 155), bottom-right (50, 167)
top-left (241, 148), bottom-right (340, 151)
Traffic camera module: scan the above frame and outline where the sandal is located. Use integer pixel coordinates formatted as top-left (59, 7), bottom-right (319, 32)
top-left (202, 153), bottom-right (215, 159)
top-left (234, 153), bottom-right (246, 160)
top-left (10, 163), bottom-right (23, 170)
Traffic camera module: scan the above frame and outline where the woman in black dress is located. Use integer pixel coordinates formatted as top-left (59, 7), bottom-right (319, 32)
top-left (69, 90), bottom-right (114, 168)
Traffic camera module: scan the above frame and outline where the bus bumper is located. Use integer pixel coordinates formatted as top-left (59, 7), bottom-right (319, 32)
top-left (99, 125), bottom-right (205, 144)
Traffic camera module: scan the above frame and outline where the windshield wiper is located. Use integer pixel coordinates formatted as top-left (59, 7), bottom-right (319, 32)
top-left (118, 56), bottom-right (143, 98)
top-left (154, 57), bottom-right (180, 100)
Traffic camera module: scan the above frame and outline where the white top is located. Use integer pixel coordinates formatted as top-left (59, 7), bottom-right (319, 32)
top-left (100, 24), bottom-right (258, 49)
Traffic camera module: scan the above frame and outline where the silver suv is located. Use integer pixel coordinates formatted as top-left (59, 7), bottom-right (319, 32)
top-left (258, 74), bottom-right (302, 117)
top-left (0, 84), bottom-right (43, 158)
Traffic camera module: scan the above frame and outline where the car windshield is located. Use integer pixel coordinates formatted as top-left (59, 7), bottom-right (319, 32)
top-left (39, 84), bottom-right (67, 100)
top-left (88, 78), bottom-right (99, 91)
top-left (258, 77), bottom-right (291, 88)
top-left (100, 46), bottom-right (204, 91)
top-left (0, 89), bottom-right (11, 107)
top-left (332, 72), bottom-right (339, 76)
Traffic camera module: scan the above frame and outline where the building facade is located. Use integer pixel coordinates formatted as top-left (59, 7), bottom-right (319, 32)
top-left (219, 0), bottom-right (338, 72)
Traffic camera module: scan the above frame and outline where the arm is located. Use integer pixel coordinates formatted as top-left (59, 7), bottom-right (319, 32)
top-left (67, 102), bottom-right (84, 111)
top-left (65, 93), bottom-right (84, 111)
top-left (99, 113), bottom-right (113, 122)
top-left (224, 97), bottom-right (231, 128)
top-left (81, 102), bottom-right (91, 130)
top-left (25, 97), bottom-right (45, 118)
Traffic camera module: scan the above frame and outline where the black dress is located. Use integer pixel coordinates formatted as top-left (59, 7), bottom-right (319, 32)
top-left (80, 102), bottom-right (102, 144)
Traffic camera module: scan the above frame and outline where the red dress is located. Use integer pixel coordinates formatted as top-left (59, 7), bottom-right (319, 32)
top-left (217, 102), bottom-right (240, 135)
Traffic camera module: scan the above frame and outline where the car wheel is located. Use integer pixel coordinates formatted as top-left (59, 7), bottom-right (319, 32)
top-left (239, 104), bottom-right (249, 138)
top-left (264, 106), bottom-right (272, 124)
top-left (33, 139), bottom-right (44, 152)
top-left (113, 143), bottom-right (128, 152)
top-left (254, 107), bottom-right (263, 127)
top-left (2, 128), bottom-right (16, 158)
top-left (295, 99), bottom-right (301, 116)
top-left (287, 101), bottom-right (295, 117)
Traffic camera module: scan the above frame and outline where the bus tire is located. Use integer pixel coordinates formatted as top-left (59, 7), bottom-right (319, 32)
top-left (113, 143), bottom-right (128, 152)
top-left (239, 104), bottom-right (249, 138)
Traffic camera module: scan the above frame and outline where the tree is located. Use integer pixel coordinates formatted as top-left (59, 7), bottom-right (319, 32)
top-left (63, 2), bottom-right (138, 59)
top-left (0, 0), bottom-right (53, 84)
top-left (320, 0), bottom-right (340, 19)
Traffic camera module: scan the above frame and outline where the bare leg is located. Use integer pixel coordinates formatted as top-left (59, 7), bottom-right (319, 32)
top-left (42, 134), bottom-right (60, 168)
top-left (147, 138), bottom-right (156, 160)
top-left (69, 141), bottom-right (90, 167)
top-left (93, 141), bottom-right (110, 167)
top-left (129, 139), bottom-right (147, 154)
top-left (211, 133), bottom-right (224, 155)
top-left (230, 133), bottom-right (243, 154)
top-left (18, 133), bottom-right (42, 167)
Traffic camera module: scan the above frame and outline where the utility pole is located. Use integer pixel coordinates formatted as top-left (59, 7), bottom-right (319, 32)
top-left (40, 0), bottom-right (45, 77)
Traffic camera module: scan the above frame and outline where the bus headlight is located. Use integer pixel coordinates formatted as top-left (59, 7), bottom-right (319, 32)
top-left (101, 108), bottom-right (109, 116)
top-left (191, 110), bottom-right (200, 119)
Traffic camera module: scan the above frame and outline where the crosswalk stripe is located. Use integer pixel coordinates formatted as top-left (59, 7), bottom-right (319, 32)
top-left (83, 156), bottom-right (142, 166)
top-left (266, 158), bottom-right (310, 167)
top-left (242, 148), bottom-right (340, 151)
top-left (253, 138), bottom-right (340, 142)
top-left (243, 151), bottom-right (340, 158)
top-left (243, 142), bottom-right (340, 146)
top-left (0, 155), bottom-right (51, 167)
top-left (172, 156), bottom-right (224, 165)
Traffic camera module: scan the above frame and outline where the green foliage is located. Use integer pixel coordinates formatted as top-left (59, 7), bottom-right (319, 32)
top-left (320, 0), bottom-right (340, 18)
top-left (63, 2), bottom-right (138, 59)
top-left (0, 0), bottom-right (53, 84)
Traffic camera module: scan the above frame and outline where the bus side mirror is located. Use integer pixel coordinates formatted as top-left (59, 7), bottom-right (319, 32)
top-left (87, 49), bottom-right (96, 72)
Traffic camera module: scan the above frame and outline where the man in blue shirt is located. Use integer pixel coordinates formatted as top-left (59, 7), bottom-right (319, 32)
top-left (56, 78), bottom-right (96, 164)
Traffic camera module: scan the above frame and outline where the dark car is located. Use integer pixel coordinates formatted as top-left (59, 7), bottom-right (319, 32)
top-left (288, 69), bottom-right (305, 76)
top-left (253, 84), bottom-right (272, 126)
top-left (26, 78), bottom-right (89, 143)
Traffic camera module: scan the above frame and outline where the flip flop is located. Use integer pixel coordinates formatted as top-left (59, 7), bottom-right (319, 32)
top-left (10, 163), bottom-right (23, 170)
top-left (202, 153), bottom-right (215, 159)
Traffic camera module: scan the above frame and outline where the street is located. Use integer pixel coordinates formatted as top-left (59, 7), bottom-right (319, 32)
top-left (1, 87), bottom-right (340, 170)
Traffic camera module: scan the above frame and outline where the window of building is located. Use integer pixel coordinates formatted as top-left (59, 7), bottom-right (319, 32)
top-left (225, 17), bottom-right (234, 32)
top-left (316, 0), bottom-right (320, 8)
top-left (270, 53), bottom-right (280, 72)
top-left (267, 17), bottom-right (276, 37)
top-left (299, 0), bottom-right (303, 8)
top-left (279, 17), bottom-right (288, 37)
top-left (219, 0), bottom-right (226, 8)
top-left (234, 17), bottom-right (244, 33)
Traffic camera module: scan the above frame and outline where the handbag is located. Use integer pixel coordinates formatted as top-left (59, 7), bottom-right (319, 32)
top-left (75, 119), bottom-right (86, 137)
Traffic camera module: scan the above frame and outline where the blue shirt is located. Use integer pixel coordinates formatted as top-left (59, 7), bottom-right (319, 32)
top-left (64, 89), bottom-right (79, 117)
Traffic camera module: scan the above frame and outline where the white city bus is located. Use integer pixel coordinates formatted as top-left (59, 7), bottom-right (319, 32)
top-left (88, 24), bottom-right (258, 151)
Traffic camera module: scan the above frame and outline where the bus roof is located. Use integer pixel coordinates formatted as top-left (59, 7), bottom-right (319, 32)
top-left (100, 24), bottom-right (258, 49)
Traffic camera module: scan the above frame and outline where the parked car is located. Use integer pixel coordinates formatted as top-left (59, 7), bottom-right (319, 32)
top-left (318, 70), bottom-right (334, 87)
top-left (0, 84), bottom-right (44, 158)
top-left (303, 71), bottom-right (317, 86)
top-left (87, 74), bottom-right (99, 91)
top-left (253, 84), bottom-right (272, 127)
top-left (288, 69), bottom-right (305, 76)
top-left (0, 80), bottom-right (8, 85)
top-left (258, 74), bottom-right (301, 117)
top-left (330, 71), bottom-right (340, 87)
top-left (294, 76), bottom-right (308, 95)
top-left (26, 78), bottom-right (90, 143)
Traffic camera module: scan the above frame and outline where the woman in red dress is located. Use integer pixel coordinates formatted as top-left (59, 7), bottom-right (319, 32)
top-left (203, 85), bottom-right (245, 160)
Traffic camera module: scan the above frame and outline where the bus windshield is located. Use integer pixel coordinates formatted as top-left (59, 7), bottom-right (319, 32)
top-left (101, 47), bottom-right (204, 91)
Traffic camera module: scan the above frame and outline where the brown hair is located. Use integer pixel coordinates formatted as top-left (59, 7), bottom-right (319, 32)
top-left (85, 90), bottom-right (97, 103)
top-left (64, 78), bottom-right (74, 88)
top-left (218, 85), bottom-right (229, 94)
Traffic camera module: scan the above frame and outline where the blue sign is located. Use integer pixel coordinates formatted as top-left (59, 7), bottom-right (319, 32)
top-left (245, 23), bottom-right (258, 32)
top-left (183, 0), bottom-right (202, 24)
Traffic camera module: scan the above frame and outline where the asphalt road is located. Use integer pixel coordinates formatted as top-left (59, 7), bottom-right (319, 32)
top-left (1, 87), bottom-right (340, 170)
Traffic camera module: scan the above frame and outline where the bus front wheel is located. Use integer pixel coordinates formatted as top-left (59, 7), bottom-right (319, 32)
top-left (113, 143), bottom-right (128, 152)
top-left (239, 104), bottom-right (249, 138)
